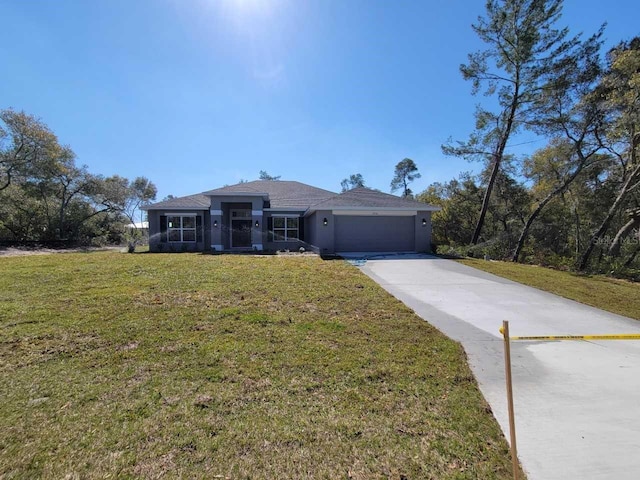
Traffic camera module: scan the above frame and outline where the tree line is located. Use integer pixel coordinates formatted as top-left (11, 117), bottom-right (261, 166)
top-left (416, 0), bottom-right (639, 277)
top-left (5, 0), bottom-right (636, 276)
top-left (0, 109), bottom-right (157, 246)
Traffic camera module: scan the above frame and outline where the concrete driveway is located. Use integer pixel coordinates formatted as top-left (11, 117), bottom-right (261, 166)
top-left (359, 255), bottom-right (640, 480)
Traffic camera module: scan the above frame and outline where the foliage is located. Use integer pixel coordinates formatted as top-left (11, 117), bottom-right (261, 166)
top-left (432, 2), bottom-right (639, 278)
top-left (0, 108), bottom-right (157, 245)
top-left (340, 173), bottom-right (365, 192)
top-left (443, 0), bottom-right (592, 245)
top-left (258, 170), bottom-right (281, 181)
top-left (417, 173), bottom-right (481, 246)
top-left (390, 158), bottom-right (421, 197)
top-left (578, 37), bottom-right (640, 269)
top-left (418, 169), bottom-right (529, 257)
top-left (98, 175), bottom-right (157, 250)
top-left (421, 137), bottom-right (640, 276)
top-left (0, 109), bottom-right (60, 191)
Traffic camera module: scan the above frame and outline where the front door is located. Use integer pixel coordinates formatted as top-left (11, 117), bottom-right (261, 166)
top-left (230, 208), bottom-right (253, 248)
top-left (231, 219), bottom-right (252, 248)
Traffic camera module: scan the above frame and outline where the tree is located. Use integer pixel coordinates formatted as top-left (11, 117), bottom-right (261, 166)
top-left (0, 109), bottom-right (61, 191)
top-left (512, 31), bottom-right (605, 261)
top-left (484, 170), bottom-right (530, 245)
top-left (609, 206), bottom-right (640, 256)
top-left (98, 175), bottom-right (156, 225)
top-left (443, 0), bottom-right (582, 245)
top-left (513, 143), bottom-right (603, 262)
top-left (128, 177), bottom-right (157, 223)
top-left (0, 108), bottom-right (159, 246)
top-left (35, 147), bottom-right (103, 240)
top-left (417, 173), bottom-right (483, 246)
top-left (340, 173), bottom-right (365, 192)
top-left (0, 184), bottom-right (48, 240)
top-left (579, 37), bottom-right (640, 270)
top-left (96, 175), bottom-right (157, 251)
top-left (259, 170), bottom-right (281, 181)
top-left (390, 158), bottom-right (421, 197)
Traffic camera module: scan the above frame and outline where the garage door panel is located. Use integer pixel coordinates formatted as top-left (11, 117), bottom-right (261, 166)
top-left (335, 216), bottom-right (415, 252)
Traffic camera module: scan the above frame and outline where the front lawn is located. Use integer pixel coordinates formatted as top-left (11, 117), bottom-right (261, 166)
top-left (1, 252), bottom-right (517, 479)
top-left (458, 258), bottom-right (640, 320)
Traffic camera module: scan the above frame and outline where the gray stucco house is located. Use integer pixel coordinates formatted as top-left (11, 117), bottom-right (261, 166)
top-left (142, 180), bottom-right (439, 254)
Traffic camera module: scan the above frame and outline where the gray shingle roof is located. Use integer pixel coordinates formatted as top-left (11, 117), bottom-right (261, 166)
top-left (142, 193), bottom-right (210, 210)
top-left (203, 180), bottom-right (336, 209)
top-left (143, 182), bottom-right (439, 212)
top-left (308, 187), bottom-right (439, 210)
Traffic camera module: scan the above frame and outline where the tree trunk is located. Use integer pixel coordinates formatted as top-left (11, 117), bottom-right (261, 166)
top-left (578, 163), bottom-right (640, 270)
top-left (512, 195), bottom-right (552, 262)
top-left (471, 82), bottom-right (520, 245)
top-left (512, 162), bottom-right (588, 262)
top-left (574, 206), bottom-right (581, 260)
top-left (623, 245), bottom-right (640, 268)
top-left (608, 208), bottom-right (640, 256)
top-left (0, 173), bottom-right (11, 191)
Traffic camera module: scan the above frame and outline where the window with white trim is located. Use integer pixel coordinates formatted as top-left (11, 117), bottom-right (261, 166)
top-left (168, 215), bottom-right (196, 242)
top-left (273, 216), bottom-right (299, 241)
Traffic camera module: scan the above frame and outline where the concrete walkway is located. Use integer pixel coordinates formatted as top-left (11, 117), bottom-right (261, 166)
top-left (359, 255), bottom-right (640, 480)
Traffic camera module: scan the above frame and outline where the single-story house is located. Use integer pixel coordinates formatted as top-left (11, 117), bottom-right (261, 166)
top-left (142, 180), bottom-right (439, 254)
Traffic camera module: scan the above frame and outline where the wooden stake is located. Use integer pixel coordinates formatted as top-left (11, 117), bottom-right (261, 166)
top-left (502, 320), bottom-right (519, 480)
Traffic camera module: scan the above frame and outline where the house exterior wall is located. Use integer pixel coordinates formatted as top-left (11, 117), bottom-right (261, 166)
top-left (415, 211), bottom-right (433, 252)
top-left (148, 209), bottom-right (209, 252)
top-left (262, 210), bottom-right (307, 252)
top-left (306, 210), bottom-right (335, 254)
top-left (148, 210), bottom-right (161, 249)
top-left (210, 197), bottom-right (263, 251)
top-left (305, 213), bottom-right (317, 253)
top-left (305, 210), bottom-right (434, 254)
top-left (146, 190), bottom-right (436, 254)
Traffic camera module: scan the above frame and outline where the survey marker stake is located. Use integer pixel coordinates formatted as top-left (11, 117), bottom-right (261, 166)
top-left (500, 320), bottom-right (519, 480)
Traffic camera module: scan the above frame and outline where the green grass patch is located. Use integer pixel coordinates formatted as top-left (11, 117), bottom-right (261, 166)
top-left (458, 258), bottom-right (640, 320)
top-left (1, 252), bottom-right (518, 479)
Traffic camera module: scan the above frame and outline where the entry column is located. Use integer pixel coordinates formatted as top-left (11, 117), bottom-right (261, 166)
top-left (210, 208), bottom-right (223, 251)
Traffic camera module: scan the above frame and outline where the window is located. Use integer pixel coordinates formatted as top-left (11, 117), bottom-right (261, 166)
top-left (168, 215), bottom-right (196, 242)
top-left (231, 209), bottom-right (251, 218)
top-left (273, 216), bottom-right (299, 241)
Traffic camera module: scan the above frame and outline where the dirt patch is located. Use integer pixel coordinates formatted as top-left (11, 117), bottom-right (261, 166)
top-left (0, 246), bottom-right (122, 257)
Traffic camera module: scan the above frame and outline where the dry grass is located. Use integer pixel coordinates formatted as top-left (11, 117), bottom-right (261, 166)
top-left (1, 252), bottom-right (518, 479)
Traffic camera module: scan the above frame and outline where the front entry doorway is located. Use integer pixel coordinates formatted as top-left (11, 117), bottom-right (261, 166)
top-left (230, 209), bottom-right (252, 248)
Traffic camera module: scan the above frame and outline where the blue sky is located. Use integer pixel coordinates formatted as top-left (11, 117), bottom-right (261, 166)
top-left (1, 0), bottom-right (638, 200)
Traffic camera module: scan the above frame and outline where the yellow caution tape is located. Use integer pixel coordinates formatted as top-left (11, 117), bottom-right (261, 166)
top-left (506, 334), bottom-right (640, 341)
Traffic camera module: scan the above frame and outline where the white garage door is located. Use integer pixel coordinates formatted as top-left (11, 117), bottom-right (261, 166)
top-left (334, 215), bottom-right (415, 252)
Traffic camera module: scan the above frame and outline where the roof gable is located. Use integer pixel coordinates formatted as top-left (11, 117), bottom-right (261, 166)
top-left (308, 187), bottom-right (439, 211)
top-left (204, 180), bottom-right (337, 209)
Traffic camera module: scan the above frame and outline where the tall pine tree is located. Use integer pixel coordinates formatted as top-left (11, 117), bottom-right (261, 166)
top-left (443, 0), bottom-right (580, 245)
